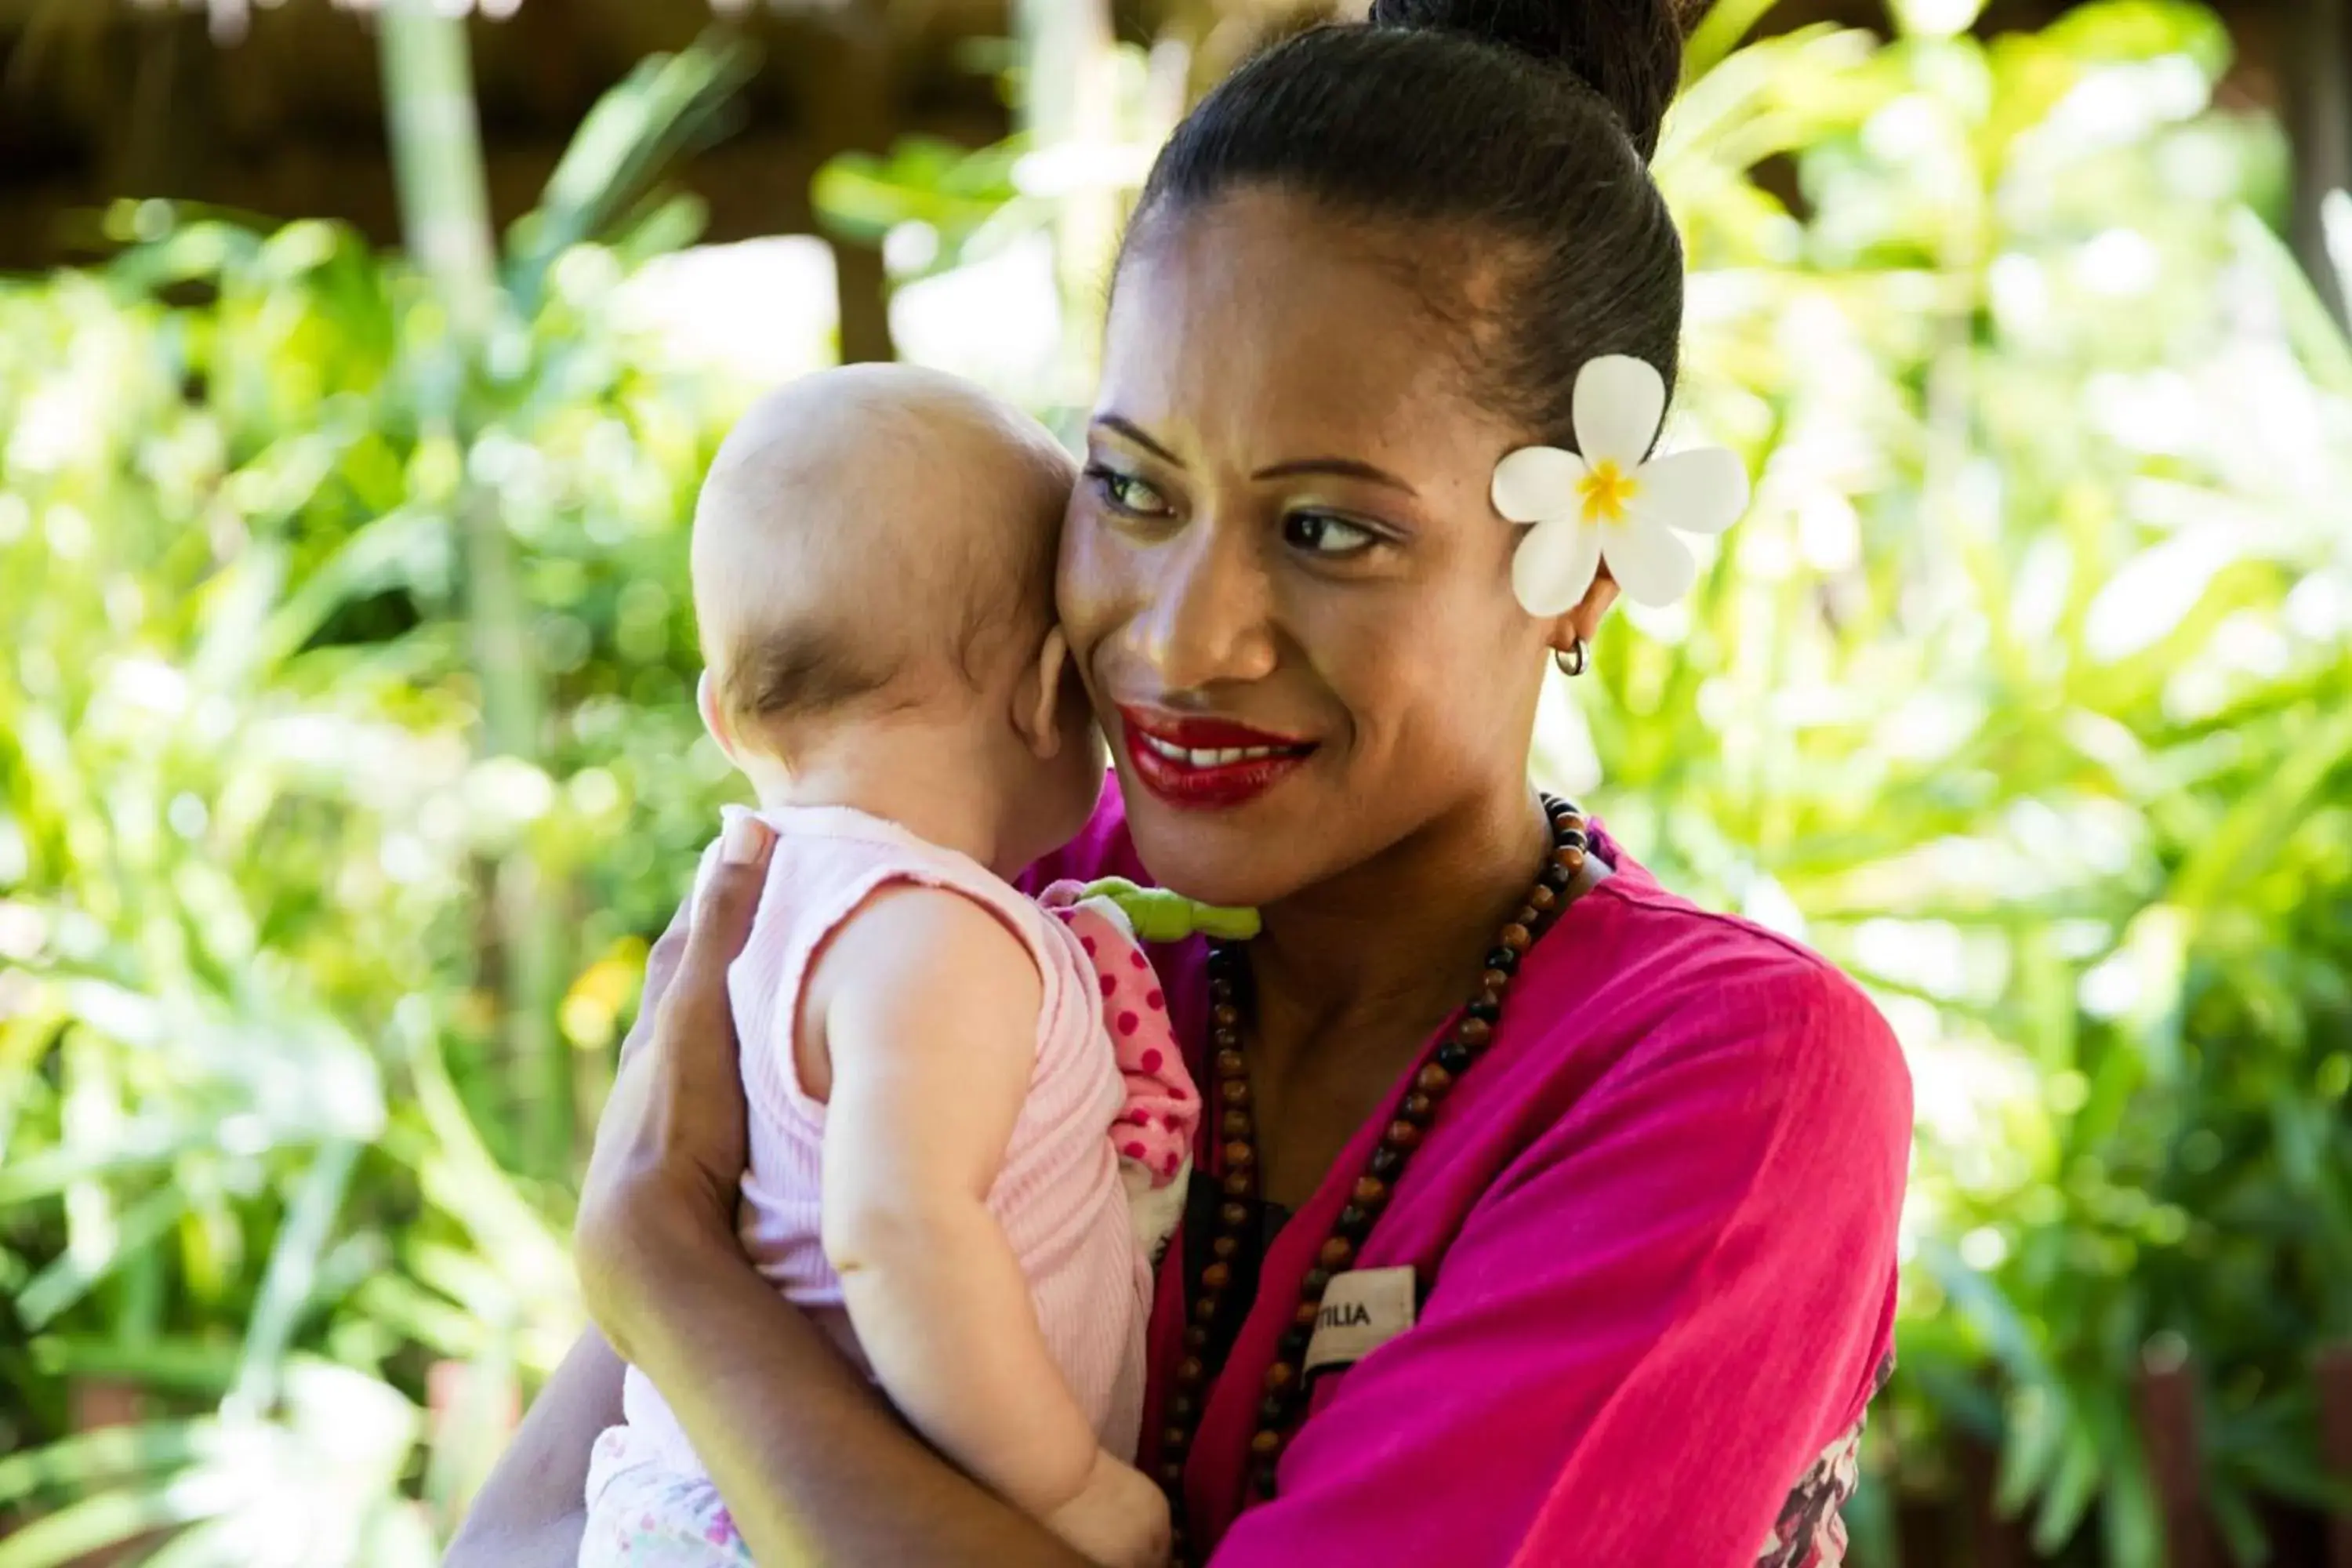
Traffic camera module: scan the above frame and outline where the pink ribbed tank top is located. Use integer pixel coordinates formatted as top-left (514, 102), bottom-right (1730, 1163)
top-left (608, 804), bottom-right (1151, 1486)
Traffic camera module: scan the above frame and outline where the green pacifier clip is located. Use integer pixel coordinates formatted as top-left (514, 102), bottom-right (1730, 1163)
top-left (1077, 877), bottom-right (1261, 943)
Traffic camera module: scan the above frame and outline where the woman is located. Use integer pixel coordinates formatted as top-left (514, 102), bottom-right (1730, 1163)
top-left (452, 3), bottom-right (1911, 1563)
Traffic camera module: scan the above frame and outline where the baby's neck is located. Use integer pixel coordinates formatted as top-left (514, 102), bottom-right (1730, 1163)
top-left (742, 728), bottom-right (1018, 876)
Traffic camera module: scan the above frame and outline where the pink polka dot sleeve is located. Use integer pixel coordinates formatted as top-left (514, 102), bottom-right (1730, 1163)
top-left (1037, 883), bottom-right (1200, 1187)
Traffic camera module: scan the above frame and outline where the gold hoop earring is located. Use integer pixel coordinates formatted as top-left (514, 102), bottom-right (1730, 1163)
top-left (1554, 638), bottom-right (1589, 678)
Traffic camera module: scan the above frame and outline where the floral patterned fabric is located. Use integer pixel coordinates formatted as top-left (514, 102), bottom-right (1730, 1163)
top-left (579, 1428), bottom-right (752, 1566)
top-left (1755, 1353), bottom-right (1895, 1568)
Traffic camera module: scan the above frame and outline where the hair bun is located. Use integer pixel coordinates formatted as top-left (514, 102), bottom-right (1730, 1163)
top-left (1367, 0), bottom-right (1683, 160)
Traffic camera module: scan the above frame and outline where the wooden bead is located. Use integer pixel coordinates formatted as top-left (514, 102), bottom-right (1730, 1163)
top-left (1192, 1296), bottom-right (1219, 1324)
top-left (1222, 1172), bottom-right (1253, 1200)
top-left (1215, 1050), bottom-right (1246, 1076)
top-left (1162, 1461), bottom-right (1186, 1486)
top-left (1500, 923), bottom-right (1532, 952)
top-left (1480, 968), bottom-right (1510, 993)
top-left (1513, 905), bottom-right (1541, 927)
top-left (1220, 1202), bottom-right (1250, 1229)
top-left (1301, 1268), bottom-right (1331, 1297)
top-left (1352, 1176), bottom-right (1389, 1207)
top-left (1318, 1236), bottom-right (1355, 1269)
top-left (1210, 1029), bottom-right (1239, 1053)
top-left (1212, 1004), bottom-right (1240, 1029)
top-left (1223, 1140), bottom-right (1254, 1168)
top-left (1555, 845), bottom-right (1587, 873)
top-left (1221, 1079), bottom-right (1251, 1106)
top-left (1212, 1235), bottom-right (1240, 1260)
top-left (1262, 1363), bottom-right (1296, 1395)
top-left (1163, 1425), bottom-right (1189, 1453)
top-left (1385, 1120), bottom-right (1422, 1151)
top-left (1402, 1092), bottom-right (1436, 1123)
top-left (1250, 1429), bottom-right (1285, 1458)
top-left (1415, 1064), bottom-right (1453, 1095)
top-left (1457, 1018), bottom-right (1493, 1047)
top-left (1177, 1357), bottom-right (1204, 1385)
top-left (1528, 884), bottom-right (1558, 912)
top-left (1222, 1109), bottom-right (1252, 1138)
top-left (1202, 1261), bottom-right (1232, 1290)
top-left (1294, 1301), bottom-right (1319, 1327)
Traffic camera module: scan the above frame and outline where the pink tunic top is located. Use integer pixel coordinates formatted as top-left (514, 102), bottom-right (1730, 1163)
top-left (1019, 782), bottom-right (1912, 1567)
top-left (612, 804), bottom-right (1153, 1488)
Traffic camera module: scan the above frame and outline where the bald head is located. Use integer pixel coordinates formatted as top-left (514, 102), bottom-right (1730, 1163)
top-left (692, 364), bottom-right (1076, 749)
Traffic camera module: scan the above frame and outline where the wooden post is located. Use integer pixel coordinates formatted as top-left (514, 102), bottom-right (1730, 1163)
top-left (2138, 1347), bottom-right (2216, 1568)
top-left (1956, 1435), bottom-right (2028, 1568)
top-left (2285, 0), bottom-right (2352, 329)
top-left (2318, 1342), bottom-right (2352, 1568)
top-left (794, 9), bottom-right (898, 365)
top-left (1017, 0), bottom-right (1122, 418)
top-left (378, 0), bottom-right (568, 1178)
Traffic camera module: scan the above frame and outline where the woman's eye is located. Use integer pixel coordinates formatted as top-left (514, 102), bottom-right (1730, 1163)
top-left (1084, 466), bottom-right (1174, 519)
top-left (1283, 511), bottom-right (1380, 557)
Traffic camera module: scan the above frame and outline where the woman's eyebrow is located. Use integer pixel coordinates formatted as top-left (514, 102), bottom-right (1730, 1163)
top-left (1250, 457), bottom-right (1417, 495)
top-left (1091, 414), bottom-right (1183, 466)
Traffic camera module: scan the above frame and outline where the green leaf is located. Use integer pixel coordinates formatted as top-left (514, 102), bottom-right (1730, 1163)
top-left (2042, 0), bottom-right (2234, 80)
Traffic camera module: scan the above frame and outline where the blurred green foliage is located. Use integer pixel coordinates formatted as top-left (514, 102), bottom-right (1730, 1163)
top-left (1594, 3), bottom-right (2352, 1561)
top-left (0, 39), bottom-right (758, 1567)
top-left (1, 2), bottom-right (2349, 1564)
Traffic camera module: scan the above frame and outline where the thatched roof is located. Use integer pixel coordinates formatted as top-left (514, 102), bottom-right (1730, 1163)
top-left (0, 0), bottom-right (2318, 280)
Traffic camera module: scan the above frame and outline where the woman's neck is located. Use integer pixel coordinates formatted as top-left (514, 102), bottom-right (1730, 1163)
top-left (1244, 782), bottom-right (1555, 1074)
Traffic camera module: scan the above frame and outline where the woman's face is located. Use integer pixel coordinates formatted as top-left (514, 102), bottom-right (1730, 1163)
top-left (1058, 187), bottom-right (1559, 907)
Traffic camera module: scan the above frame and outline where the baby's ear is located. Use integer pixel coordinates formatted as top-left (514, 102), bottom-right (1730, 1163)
top-left (1016, 626), bottom-right (1072, 760)
top-left (697, 670), bottom-right (742, 764)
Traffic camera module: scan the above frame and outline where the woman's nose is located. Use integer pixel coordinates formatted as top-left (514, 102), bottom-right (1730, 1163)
top-left (1135, 516), bottom-right (1279, 693)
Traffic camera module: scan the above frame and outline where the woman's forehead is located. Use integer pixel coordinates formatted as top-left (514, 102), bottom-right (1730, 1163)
top-left (1098, 189), bottom-right (1504, 469)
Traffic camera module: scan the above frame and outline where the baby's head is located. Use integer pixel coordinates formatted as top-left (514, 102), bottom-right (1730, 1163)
top-left (691, 364), bottom-right (1102, 868)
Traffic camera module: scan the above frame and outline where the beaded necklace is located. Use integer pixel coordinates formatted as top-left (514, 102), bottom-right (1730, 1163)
top-left (1158, 795), bottom-right (1594, 1560)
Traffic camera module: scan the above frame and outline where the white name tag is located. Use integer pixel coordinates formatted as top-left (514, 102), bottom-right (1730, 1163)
top-left (1302, 1265), bottom-right (1417, 1377)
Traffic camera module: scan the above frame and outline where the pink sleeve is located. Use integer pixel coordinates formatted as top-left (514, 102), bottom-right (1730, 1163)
top-left (1209, 967), bottom-right (1911, 1568)
top-left (1042, 889), bottom-right (1200, 1185)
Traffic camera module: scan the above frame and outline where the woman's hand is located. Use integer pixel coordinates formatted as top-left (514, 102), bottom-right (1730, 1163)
top-left (574, 811), bottom-right (775, 1363)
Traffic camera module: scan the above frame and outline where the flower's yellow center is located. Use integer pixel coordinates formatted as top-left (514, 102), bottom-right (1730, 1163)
top-left (1579, 461), bottom-right (1638, 524)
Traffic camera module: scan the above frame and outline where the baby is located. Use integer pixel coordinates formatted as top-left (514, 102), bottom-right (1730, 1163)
top-left (580, 365), bottom-right (1205, 1568)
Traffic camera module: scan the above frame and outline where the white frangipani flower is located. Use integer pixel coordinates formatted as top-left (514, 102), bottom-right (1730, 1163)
top-left (1492, 355), bottom-right (1752, 614)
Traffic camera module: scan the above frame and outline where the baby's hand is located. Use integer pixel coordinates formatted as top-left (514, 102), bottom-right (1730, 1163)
top-left (1043, 1450), bottom-right (1173, 1568)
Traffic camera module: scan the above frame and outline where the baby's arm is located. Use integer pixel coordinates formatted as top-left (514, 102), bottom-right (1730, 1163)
top-left (815, 884), bottom-right (1118, 1524)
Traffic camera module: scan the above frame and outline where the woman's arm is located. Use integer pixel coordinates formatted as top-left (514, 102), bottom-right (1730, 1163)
top-left (604, 1219), bottom-right (1094, 1566)
top-left (441, 1327), bottom-right (622, 1568)
top-left (570, 816), bottom-right (1094, 1567)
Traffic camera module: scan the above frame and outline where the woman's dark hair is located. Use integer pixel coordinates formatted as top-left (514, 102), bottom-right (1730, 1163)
top-left (1127, 1), bottom-right (1688, 446)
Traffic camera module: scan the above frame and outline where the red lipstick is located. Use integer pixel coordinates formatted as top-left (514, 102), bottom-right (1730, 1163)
top-left (1116, 706), bottom-right (1318, 811)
